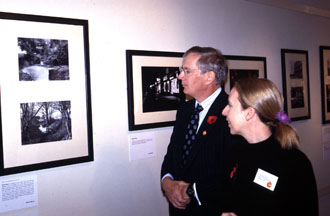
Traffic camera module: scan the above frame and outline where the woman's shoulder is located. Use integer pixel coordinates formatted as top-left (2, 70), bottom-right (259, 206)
top-left (281, 147), bottom-right (314, 172)
top-left (268, 136), bottom-right (311, 164)
top-left (284, 147), bottom-right (310, 160)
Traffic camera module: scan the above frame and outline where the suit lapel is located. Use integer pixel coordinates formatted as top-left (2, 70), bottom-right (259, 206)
top-left (184, 90), bottom-right (228, 168)
top-left (198, 90), bottom-right (228, 133)
top-left (176, 100), bottom-right (196, 166)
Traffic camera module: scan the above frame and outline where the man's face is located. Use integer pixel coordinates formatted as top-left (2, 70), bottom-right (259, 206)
top-left (178, 53), bottom-right (207, 99)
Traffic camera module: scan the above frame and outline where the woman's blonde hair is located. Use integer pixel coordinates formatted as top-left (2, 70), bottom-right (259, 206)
top-left (234, 78), bottom-right (299, 149)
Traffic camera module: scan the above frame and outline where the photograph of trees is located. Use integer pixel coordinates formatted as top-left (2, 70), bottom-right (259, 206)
top-left (20, 100), bottom-right (72, 145)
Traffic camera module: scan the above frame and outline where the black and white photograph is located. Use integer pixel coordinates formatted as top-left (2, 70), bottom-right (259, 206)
top-left (126, 49), bottom-right (184, 130)
top-left (291, 87), bottom-right (304, 108)
top-left (327, 85), bottom-right (330, 113)
top-left (229, 69), bottom-right (259, 89)
top-left (142, 66), bottom-right (184, 112)
top-left (281, 49), bottom-right (310, 121)
top-left (21, 100), bottom-right (72, 145)
top-left (320, 46), bottom-right (330, 123)
top-left (224, 55), bottom-right (267, 92)
top-left (18, 37), bottom-right (69, 81)
top-left (290, 60), bottom-right (303, 79)
top-left (0, 12), bottom-right (93, 176)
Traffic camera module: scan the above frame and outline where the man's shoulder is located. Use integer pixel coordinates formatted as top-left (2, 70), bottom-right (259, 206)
top-left (174, 99), bottom-right (195, 120)
top-left (217, 89), bottom-right (229, 103)
top-left (178, 99), bottom-right (195, 110)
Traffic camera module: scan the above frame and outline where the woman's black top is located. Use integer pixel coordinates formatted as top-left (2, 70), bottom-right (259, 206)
top-left (223, 136), bottom-right (318, 216)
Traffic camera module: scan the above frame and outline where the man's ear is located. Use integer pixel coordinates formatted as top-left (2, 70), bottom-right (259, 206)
top-left (205, 71), bottom-right (215, 84)
top-left (245, 107), bottom-right (256, 121)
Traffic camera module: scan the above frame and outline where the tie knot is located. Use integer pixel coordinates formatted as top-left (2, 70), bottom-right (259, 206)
top-left (195, 104), bottom-right (203, 113)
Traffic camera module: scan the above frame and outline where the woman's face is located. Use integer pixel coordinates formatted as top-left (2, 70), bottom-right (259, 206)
top-left (222, 87), bottom-right (248, 136)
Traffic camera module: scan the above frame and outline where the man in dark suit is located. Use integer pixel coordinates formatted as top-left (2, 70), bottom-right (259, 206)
top-left (161, 46), bottom-right (231, 216)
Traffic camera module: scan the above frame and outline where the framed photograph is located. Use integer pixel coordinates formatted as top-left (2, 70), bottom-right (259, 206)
top-left (126, 50), bottom-right (185, 131)
top-left (0, 12), bottom-right (93, 176)
top-left (224, 55), bottom-right (267, 93)
top-left (281, 49), bottom-right (310, 121)
top-left (320, 46), bottom-right (330, 124)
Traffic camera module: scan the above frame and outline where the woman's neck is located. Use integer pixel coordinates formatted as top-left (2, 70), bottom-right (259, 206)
top-left (243, 122), bottom-right (272, 144)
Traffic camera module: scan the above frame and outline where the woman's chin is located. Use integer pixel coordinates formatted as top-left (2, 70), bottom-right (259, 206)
top-left (229, 128), bottom-right (236, 135)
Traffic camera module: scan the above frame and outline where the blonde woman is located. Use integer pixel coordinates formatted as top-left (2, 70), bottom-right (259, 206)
top-left (221, 79), bottom-right (318, 216)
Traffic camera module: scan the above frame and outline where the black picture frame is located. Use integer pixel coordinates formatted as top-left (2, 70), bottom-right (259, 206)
top-left (281, 49), bottom-right (311, 121)
top-left (0, 12), bottom-right (93, 176)
top-left (126, 50), bottom-right (185, 131)
top-left (224, 55), bottom-right (267, 92)
top-left (320, 46), bottom-right (330, 124)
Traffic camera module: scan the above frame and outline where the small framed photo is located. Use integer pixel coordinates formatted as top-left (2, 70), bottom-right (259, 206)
top-left (126, 50), bottom-right (185, 131)
top-left (0, 12), bottom-right (93, 176)
top-left (320, 46), bottom-right (330, 124)
top-left (224, 55), bottom-right (267, 93)
top-left (281, 49), bottom-right (311, 121)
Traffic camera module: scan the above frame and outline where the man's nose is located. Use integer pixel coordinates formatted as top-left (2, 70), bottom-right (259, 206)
top-left (178, 71), bottom-right (184, 80)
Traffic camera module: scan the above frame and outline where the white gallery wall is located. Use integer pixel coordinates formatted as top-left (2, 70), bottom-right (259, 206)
top-left (0, 0), bottom-right (330, 215)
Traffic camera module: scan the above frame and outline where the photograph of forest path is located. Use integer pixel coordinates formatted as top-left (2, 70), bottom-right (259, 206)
top-left (18, 37), bottom-right (69, 81)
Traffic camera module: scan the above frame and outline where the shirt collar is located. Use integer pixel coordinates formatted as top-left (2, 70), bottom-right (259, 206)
top-left (195, 87), bottom-right (222, 110)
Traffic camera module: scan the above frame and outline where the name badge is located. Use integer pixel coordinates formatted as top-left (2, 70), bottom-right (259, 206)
top-left (253, 168), bottom-right (278, 191)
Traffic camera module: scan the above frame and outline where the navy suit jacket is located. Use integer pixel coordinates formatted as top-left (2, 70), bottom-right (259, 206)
top-left (161, 90), bottom-right (231, 216)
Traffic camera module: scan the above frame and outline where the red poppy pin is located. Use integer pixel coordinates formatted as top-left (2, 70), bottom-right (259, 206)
top-left (230, 167), bottom-right (237, 179)
top-left (207, 116), bottom-right (217, 124)
top-left (230, 164), bottom-right (238, 179)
